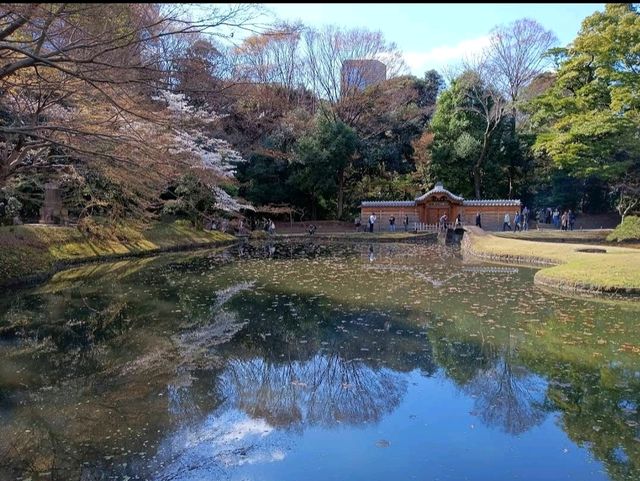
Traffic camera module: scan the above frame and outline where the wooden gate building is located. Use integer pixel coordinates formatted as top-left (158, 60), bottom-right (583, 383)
top-left (360, 182), bottom-right (521, 231)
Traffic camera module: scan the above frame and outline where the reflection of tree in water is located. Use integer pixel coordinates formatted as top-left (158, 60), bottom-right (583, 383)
top-left (7, 239), bottom-right (640, 480)
top-left (432, 323), bottom-right (640, 479)
top-left (463, 357), bottom-right (548, 435)
top-left (209, 289), bottom-right (439, 430)
top-left (431, 332), bottom-right (549, 435)
top-left (220, 353), bottom-right (407, 430)
top-left (538, 363), bottom-right (640, 481)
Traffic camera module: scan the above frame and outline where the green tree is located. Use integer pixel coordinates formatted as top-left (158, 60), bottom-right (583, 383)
top-left (427, 72), bottom-right (508, 198)
top-left (427, 79), bottom-right (476, 197)
top-left (292, 116), bottom-right (358, 219)
top-left (528, 4), bottom-right (640, 188)
top-left (422, 70), bottom-right (446, 106)
top-left (236, 153), bottom-right (295, 206)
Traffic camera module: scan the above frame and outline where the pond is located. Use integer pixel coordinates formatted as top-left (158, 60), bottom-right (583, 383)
top-left (0, 240), bottom-right (639, 481)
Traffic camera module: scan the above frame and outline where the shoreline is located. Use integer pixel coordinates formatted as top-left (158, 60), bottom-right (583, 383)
top-left (0, 222), bottom-right (237, 290)
top-left (1, 227), bottom-right (437, 290)
top-left (461, 226), bottom-right (640, 297)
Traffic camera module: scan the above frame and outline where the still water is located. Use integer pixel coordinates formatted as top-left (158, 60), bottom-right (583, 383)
top-left (0, 240), bottom-right (639, 481)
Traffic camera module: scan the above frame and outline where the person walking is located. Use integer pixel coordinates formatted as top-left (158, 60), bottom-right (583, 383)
top-left (569, 210), bottom-right (575, 231)
top-left (561, 211), bottom-right (568, 231)
top-left (475, 212), bottom-right (482, 229)
top-left (503, 212), bottom-right (511, 231)
top-left (439, 213), bottom-right (448, 231)
top-left (389, 215), bottom-right (396, 232)
top-left (522, 206), bottom-right (529, 231)
top-left (369, 212), bottom-right (377, 233)
top-left (514, 211), bottom-right (521, 232)
top-left (403, 214), bottom-right (409, 232)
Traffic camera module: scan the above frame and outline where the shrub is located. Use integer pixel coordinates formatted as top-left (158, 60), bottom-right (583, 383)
top-left (0, 196), bottom-right (23, 225)
top-left (607, 216), bottom-right (640, 242)
top-left (161, 173), bottom-right (217, 228)
top-left (249, 230), bottom-right (269, 240)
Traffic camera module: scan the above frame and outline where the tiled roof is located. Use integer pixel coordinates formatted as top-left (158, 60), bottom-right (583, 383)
top-left (360, 182), bottom-right (521, 208)
top-left (463, 199), bottom-right (521, 206)
top-left (360, 200), bottom-right (416, 207)
top-left (415, 182), bottom-right (464, 203)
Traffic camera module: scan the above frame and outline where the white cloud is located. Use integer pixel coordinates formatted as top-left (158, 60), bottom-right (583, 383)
top-left (404, 35), bottom-right (491, 75)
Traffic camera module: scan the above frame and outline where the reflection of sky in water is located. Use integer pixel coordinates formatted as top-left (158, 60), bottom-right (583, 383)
top-left (154, 369), bottom-right (604, 481)
top-left (152, 409), bottom-right (289, 481)
top-left (1, 241), bottom-right (639, 481)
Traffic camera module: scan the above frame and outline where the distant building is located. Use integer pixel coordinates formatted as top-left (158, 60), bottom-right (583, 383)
top-left (340, 59), bottom-right (386, 96)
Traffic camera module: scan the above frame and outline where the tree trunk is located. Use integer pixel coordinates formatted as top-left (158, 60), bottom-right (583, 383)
top-left (337, 168), bottom-right (344, 219)
top-left (507, 110), bottom-right (517, 199)
top-left (619, 198), bottom-right (639, 224)
top-left (473, 166), bottom-right (482, 200)
top-left (0, 161), bottom-right (7, 188)
top-left (474, 134), bottom-right (490, 199)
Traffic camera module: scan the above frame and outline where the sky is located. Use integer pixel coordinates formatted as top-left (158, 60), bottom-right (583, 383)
top-left (252, 3), bottom-right (605, 76)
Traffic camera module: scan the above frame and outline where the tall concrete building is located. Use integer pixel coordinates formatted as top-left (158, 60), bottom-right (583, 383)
top-left (340, 59), bottom-right (386, 96)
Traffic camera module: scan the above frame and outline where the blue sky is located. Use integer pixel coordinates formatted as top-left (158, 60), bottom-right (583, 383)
top-left (255, 3), bottom-right (605, 75)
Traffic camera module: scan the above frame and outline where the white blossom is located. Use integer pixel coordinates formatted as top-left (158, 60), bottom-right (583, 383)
top-left (151, 90), bottom-right (225, 124)
top-left (152, 90), bottom-right (246, 177)
top-left (213, 186), bottom-right (254, 213)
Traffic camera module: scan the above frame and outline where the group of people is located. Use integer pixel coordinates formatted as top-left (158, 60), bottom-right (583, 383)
top-left (535, 207), bottom-right (576, 231)
top-left (361, 205), bottom-right (577, 233)
top-left (501, 206), bottom-right (530, 231)
top-left (358, 213), bottom-right (411, 233)
top-left (438, 213), bottom-right (463, 230)
top-left (262, 218), bottom-right (276, 234)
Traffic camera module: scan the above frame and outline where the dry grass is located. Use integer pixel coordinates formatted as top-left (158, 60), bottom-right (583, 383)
top-left (465, 227), bottom-right (640, 293)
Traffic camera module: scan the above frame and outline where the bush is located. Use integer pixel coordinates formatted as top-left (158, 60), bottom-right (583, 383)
top-left (0, 196), bottom-right (23, 225)
top-left (78, 217), bottom-right (113, 241)
top-left (607, 216), bottom-right (640, 242)
top-left (249, 230), bottom-right (269, 240)
top-left (161, 173), bottom-right (217, 228)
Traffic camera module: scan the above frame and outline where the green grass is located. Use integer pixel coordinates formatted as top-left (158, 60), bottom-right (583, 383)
top-left (495, 229), bottom-right (611, 244)
top-left (607, 216), bottom-right (640, 242)
top-left (536, 254), bottom-right (640, 291)
top-left (464, 227), bottom-right (640, 294)
top-left (0, 220), bottom-right (235, 285)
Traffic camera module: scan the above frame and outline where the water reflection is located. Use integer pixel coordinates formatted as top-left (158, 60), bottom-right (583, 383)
top-left (0, 240), bottom-right (639, 480)
top-left (464, 358), bottom-right (549, 434)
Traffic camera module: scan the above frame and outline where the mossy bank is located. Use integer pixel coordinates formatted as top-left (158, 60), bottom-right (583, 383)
top-left (0, 220), bottom-right (235, 288)
top-left (462, 226), bottom-right (640, 296)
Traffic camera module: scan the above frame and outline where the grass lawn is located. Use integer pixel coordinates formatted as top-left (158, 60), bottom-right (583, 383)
top-left (495, 229), bottom-right (612, 244)
top-left (0, 220), bottom-right (234, 286)
top-left (464, 227), bottom-right (640, 294)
